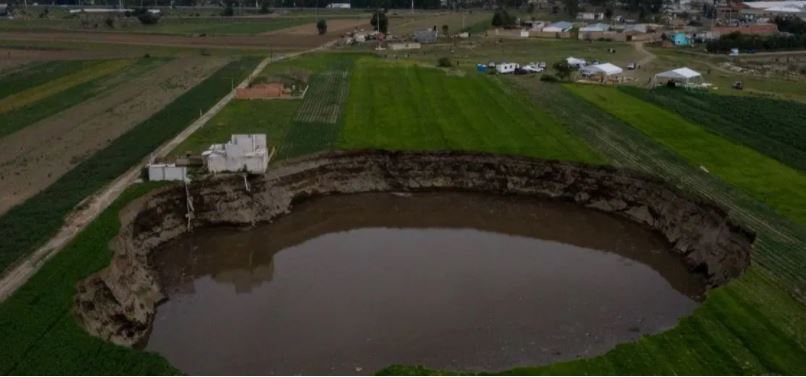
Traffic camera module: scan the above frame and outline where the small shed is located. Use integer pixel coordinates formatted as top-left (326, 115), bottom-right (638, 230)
top-left (654, 67), bottom-right (703, 86)
top-left (580, 63), bottom-right (623, 82)
top-left (147, 164), bottom-right (188, 182)
top-left (495, 62), bottom-right (520, 74)
top-left (672, 32), bottom-right (692, 46)
top-left (543, 21), bottom-right (574, 32)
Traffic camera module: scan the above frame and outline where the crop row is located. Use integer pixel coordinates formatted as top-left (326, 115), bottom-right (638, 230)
top-left (621, 86), bottom-right (806, 171)
top-left (0, 56), bottom-right (261, 272)
top-left (0, 60), bottom-right (104, 101)
top-left (294, 70), bottom-right (351, 125)
top-left (0, 60), bottom-right (132, 114)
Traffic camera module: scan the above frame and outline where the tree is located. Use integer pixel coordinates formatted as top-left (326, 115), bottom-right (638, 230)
top-left (317, 19), bottom-right (327, 35)
top-left (442, 24), bottom-right (449, 35)
top-left (370, 11), bottom-right (388, 33)
top-left (563, 0), bottom-right (578, 18)
top-left (604, 7), bottom-right (613, 19)
top-left (133, 7), bottom-right (160, 25)
top-left (553, 60), bottom-right (573, 81)
top-left (491, 8), bottom-right (515, 28)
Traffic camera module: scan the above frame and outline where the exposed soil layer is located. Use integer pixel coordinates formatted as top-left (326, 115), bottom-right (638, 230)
top-left (74, 150), bottom-right (754, 347)
top-left (144, 192), bottom-right (704, 374)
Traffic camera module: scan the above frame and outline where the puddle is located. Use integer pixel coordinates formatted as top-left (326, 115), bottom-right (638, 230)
top-left (145, 192), bottom-right (705, 375)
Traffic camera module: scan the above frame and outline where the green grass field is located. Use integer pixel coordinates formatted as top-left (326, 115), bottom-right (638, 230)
top-left (340, 59), bottom-right (602, 164)
top-left (0, 60), bottom-right (103, 101)
top-left (566, 84), bottom-right (806, 227)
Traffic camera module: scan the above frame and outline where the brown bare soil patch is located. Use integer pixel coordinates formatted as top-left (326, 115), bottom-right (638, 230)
top-left (263, 18), bottom-right (369, 36)
top-left (236, 82), bottom-right (290, 99)
top-left (0, 30), bottom-right (344, 50)
top-left (0, 56), bottom-right (228, 215)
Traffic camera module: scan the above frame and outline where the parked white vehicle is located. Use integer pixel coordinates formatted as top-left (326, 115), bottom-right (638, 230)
top-left (521, 64), bottom-right (545, 73)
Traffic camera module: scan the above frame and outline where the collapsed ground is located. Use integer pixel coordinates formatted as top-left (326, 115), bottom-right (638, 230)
top-left (0, 29), bottom-right (805, 375)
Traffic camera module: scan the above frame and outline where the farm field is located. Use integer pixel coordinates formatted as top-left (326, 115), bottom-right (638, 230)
top-left (0, 60), bottom-right (105, 100)
top-left (622, 87), bottom-right (806, 171)
top-left (0, 56), bottom-right (228, 215)
top-left (565, 84), bottom-right (806, 227)
top-left (341, 59), bottom-right (602, 164)
top-left (0, 56), bottom-right (260, 273)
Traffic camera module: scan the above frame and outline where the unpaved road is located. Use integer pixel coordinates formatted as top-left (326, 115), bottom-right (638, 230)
top-left (0, 41), bottom-right (337, 303)
top-left (0, 56), bottom-right (228, 215)
top-left (0, 30), bottom-right (344, 50)
top-left (262, 18), bottom-right (368, 36)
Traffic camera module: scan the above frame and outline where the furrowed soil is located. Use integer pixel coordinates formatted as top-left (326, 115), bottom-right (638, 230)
top-left (261, 18), bottom-right (368, 36)
top-left (0, 56), bottom-right (228, 215)
top-left (0, 30), bottom-right (343, 50)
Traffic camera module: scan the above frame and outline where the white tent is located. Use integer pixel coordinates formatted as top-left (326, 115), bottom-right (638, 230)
top-left (580, 63), bottom-right (623, 76)
top-left (654, 67), bottom-right (703, 86)
top-left (566, 57), bottom-right (587, 68)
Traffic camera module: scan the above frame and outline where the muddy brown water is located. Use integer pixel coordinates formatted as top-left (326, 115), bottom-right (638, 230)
top-left (145, 192), bottom-right (705, 375)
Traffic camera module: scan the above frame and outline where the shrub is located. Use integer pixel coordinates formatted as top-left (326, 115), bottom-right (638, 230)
top-left (437, 57), bottom-right (453, 67)
top-left (552, 61), bottom-right (573, 80)
top-left (370, 10), bottom-right (388, 33)
top-left (133, 8), bottom-right (160, 25)
top-left (540, 74), bottom-right (559, 82)
top-left (317, 19), bottom-right (327, 35)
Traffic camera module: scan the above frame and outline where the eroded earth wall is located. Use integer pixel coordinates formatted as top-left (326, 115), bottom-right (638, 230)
top-left (74, 150), bottom-right (754, 346)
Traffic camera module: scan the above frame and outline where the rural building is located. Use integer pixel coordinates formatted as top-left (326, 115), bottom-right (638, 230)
top-left (741, 1), bottom-right (806, 16)
top-left (566, 56), bottom-right (587, 68)
top-left (413, 29), bottom-right (438, 43)
top-left (543, 21), bottom-right (574, 32)
top-left (712, 23), bottom-right (779, 36)
top-left (654, 67), bottom-right (703, 86)
top-left (577, 12), bottom-right (605, 20)
top-left (147, 164), bottom-right (188, 182)
top-left (580, 23), bottom-right (610, 32)
top-left (389, 42), bottom-right (421, 50)
top-left (524, 20), bottom-right (546, 30)
top-left (203, 134), bottom-right (270, 174)
top-left (326, 2), bottom-right (351, 8)
top-left (579, 63), bottom-right (624, 82)
top-left (672, 32), bottom-right (692, 46)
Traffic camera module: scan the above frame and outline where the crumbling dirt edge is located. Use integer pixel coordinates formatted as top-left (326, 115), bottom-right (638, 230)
top-left (73, 150), bottom-right (755, 347)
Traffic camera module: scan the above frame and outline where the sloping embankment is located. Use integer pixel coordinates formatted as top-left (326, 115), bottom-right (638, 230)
top-left (73, 150), bottom-right (754, 346)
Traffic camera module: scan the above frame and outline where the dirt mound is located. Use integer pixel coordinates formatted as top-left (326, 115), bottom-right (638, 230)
top-left (73, 150), bottom-right (754, 347)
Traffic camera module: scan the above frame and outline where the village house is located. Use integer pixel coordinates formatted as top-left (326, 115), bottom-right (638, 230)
top-left (202, 134), bottom-right (270, 174)
top-left (543, 21), bottom-right (574, 32)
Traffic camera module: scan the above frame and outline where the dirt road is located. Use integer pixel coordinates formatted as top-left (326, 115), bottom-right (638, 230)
top-left (0, 41), bottom-right (337, 303)
top-left (0, 30), bottom-right (344, 50)
top-left (0, 57), bottom-right (228, 215)
top-left (261, 18), bottom-right (368, 36)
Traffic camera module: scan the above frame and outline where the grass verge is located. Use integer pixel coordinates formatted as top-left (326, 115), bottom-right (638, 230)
top-left (0, 183), bottom-right (177, 375)
top-left (0, 56), bottom-right (261, 272)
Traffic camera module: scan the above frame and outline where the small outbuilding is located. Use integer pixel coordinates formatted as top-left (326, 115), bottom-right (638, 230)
top-left (413, 29), bottom-right (439, 43)
top-left (653, 67), bottom-right (703, 86)
top-left (147, 163), bottom-right (188, 182)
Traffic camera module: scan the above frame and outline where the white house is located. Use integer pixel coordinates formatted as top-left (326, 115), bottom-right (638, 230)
top-left (147, 163), bottom-right (188, 182)
top-left (577, 12), bottom-right (605, 20)
top-left (202, 134), bottom-right (270, 174)
top-left (326, 2), bottom-right (351, 8)
top-left (543, 21), bottom-right (574, 32)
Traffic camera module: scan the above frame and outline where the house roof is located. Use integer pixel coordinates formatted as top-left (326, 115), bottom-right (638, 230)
top-left (546, 21), bottom-right (573, 30)
top-left (655, 67), bottom-right (702, 79)
top-left (566, 56), bottom-right (587, 65)
top-left (580, 22), bottom-right (610, 31)
top-left (581, 63), bottom-right (623, 75)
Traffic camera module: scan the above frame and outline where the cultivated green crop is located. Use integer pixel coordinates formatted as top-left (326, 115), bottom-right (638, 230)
top-left (0, 57), bottom-right (261, 272)
top-left (340, 59), bottom-right (602, 164)
top-left (566, 84), bottom-right (806, 227)
top-left (621, 87), bottom-right (806, 172)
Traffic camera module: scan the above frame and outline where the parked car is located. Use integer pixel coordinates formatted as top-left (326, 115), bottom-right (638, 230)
top-left (521, 64), bottom-right (545, 73)
top-left (626, 62), bottom-right (636, 70)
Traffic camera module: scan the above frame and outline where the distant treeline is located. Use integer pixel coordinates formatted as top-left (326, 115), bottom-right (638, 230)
top-left (774, 15), bottom-right (806, 35)
top-left (706, 32), bottom-right (806, 53)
